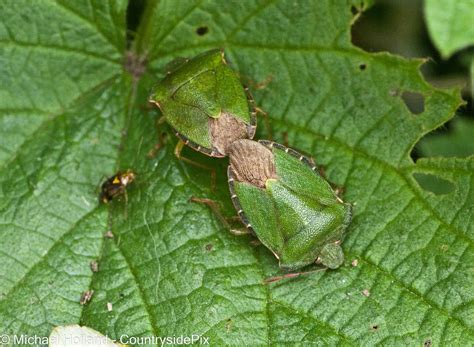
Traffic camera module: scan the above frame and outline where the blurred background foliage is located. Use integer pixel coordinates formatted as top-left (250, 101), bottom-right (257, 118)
top-left (352, 0), bottom-right (473, 161)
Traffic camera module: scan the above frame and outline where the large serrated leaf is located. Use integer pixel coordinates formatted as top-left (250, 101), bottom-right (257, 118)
top-left (0, 1), bottom-right (472, 346)
top-left (424, 0), bottom-right (474, 58)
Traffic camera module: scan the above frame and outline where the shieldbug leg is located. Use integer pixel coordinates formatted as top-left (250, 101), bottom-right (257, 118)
top-left (282, 132), bottom-right (289, 147)
top-left (226, 216), bottom-right (243, 223)
top-left (318, 164), bottom-right (327, 178)
top-left (229, 228), bottom-right (252, 236)
top-left (245, 87), bottom-right (273, 140)
top-left (255, 106), bottom-right (273, 140)
top-left (175, 141), bottom-right (217, 191)
top-left (147, 116), bottom-right (168, 158)
top-left (156, 115), bottom-right (167, 126)
top-left (220, 215), bottom-right (251, 234)
top-left (263, 268), bottom-right (326, 284)
top-left (140, 100), bottom-right (156, 113)
top-left (332, 187), bottom-right (345, 204)
top-left (240, 74), bottom-right (273, 91)
top-left (147, 131), bottom-right (168, 158)
top-left (334, 186), bottom-right (345, 196)
top-left (190, 197), bottom-right (250, 235)
top-left (309, 157), bottom-right (328, 179)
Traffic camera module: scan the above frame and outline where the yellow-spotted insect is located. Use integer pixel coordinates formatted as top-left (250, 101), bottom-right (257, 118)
top-left (99, 170), bottom-right (136, 204)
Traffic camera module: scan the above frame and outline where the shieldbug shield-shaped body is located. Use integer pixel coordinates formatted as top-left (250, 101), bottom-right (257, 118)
top-left (227, 140), bottom-right (352, 271)
top-left (149, 49), bottom-right (256, 157)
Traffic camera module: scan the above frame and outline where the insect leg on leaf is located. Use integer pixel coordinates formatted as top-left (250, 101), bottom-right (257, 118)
top-left (189, 197), bottom-right (251, 236)
top-left (174, 141), bottom-right (217, 191)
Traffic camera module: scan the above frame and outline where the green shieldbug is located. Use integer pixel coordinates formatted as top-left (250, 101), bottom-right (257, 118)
top-left (149, 49), bottom-right (256, 157)
top-left (226, 139), bottom-right (352, 271)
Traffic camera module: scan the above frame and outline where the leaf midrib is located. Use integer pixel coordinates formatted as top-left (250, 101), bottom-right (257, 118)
top-left (79, 76), bottom-right (162, 338)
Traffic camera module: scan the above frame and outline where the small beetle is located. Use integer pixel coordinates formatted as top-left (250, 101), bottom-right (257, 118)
top-left (99, 170), bottom-right (136, 204)
top-left (226, 139), bottom-right (352, 271)
top-left (148, 49), bottom-right (257, 158)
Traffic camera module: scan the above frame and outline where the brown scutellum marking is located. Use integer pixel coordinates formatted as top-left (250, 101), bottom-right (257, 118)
top-left (228, 139), bottom-right (276, 188)
top-left (209, 113), bottom-right (253, 155)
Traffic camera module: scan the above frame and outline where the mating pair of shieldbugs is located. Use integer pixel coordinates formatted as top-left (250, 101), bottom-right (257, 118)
top-left (147, 49), bottom-right (353, 272)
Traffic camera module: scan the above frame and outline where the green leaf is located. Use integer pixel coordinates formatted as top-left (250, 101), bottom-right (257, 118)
top-left (0, 1), bottom-right (472, 346)
top-left (424, 0), bottom-right (474, 58)
top-left (417, 116), bottom-right (474, 158)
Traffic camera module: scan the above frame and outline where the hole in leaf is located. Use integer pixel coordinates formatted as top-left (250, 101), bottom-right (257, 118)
top-left (371, 324), bottom-right (379, 331)
top-left (413, 173), bottom-right (455, 195)
top-left (126, 0), bottom-right (146, 47)
top-left (359, 63), bottom-right (367, 70)
top-left (424, 339), bottom-right (432, 347)
top-left (401, 91), bottom-right (424, 114)
top-left (196, 26), bottom-right (209, 36)
top-left (412, 115), bottom-right (474, 159)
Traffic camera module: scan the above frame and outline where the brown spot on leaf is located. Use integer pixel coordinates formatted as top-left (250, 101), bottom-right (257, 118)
top-left (80, 290), bottom-right (94, 305)
top-left (254, 75), bottom-right (273, 90)
top-left (90, 260), bottom-right (99, 273)
top-left (104, 231), bottom-right (114, 239)
top-left (124, 51), bottom-right (147, 83)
